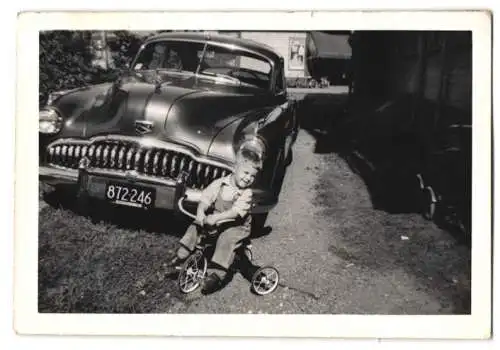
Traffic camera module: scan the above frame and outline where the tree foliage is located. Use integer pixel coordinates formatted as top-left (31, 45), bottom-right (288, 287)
top-left (39, 30), bottom-right (145, 107)
top-left (106, 31), bottom-right (144, 69)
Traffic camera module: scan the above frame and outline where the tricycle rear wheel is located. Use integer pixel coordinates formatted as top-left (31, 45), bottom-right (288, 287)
top-left (251, 266), bottom-right (279, 296)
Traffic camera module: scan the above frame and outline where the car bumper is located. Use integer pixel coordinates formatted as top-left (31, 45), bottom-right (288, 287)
top-left (39, 165), bottom-right (276, 214)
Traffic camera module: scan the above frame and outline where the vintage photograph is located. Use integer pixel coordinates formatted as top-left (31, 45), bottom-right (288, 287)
top-left (36, 28), bottom-right (477, 316)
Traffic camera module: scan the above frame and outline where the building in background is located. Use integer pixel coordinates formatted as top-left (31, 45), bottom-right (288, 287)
top-left (306, 31), bottom-right (352, 84)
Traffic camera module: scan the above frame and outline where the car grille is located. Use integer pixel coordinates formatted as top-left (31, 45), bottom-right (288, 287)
top-left (45, 139), bottom-right (231, 189)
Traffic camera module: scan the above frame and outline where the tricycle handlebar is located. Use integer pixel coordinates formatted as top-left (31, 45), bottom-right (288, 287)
top-left (177, 196), bottom-right (197, 220)
top-left (176, 196), bottom-right (234, 225)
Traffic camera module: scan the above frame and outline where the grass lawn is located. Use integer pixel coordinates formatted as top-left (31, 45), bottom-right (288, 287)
top-left (38, 191), bottom-right (190, 313)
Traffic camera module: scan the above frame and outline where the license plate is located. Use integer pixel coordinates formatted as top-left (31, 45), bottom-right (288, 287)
top-left (105, 182), bottom-right (156, 209)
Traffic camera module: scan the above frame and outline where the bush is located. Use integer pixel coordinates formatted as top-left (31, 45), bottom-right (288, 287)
top-left (106, 31), bottom-right (145, 69)
top-left (39, 31), bottom-right (92, 107)
top-left (39, 31), bottom-right (145, 107)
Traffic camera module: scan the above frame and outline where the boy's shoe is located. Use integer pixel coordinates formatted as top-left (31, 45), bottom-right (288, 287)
top-left (201, 273), bottom-right (222, 295)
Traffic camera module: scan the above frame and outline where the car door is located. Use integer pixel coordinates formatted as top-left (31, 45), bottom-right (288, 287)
top-left (256, 60), bottom-right (297, 186)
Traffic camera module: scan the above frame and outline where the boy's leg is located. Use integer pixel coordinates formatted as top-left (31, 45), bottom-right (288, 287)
top-left (177, 224), bottom-right (199, 259)
top-left (201, 225), bottom-right (250, 294)
top-left (166, 224), bottom-right (198, 272)
top-left (205, 225), bottom-right (251, 283)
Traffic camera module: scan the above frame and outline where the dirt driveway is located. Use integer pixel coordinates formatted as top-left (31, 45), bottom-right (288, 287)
top-left (38, 129), bottom-right (471, 314)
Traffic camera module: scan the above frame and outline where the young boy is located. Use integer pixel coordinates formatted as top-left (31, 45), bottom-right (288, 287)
top-left (167, 148), bottom-right (262, 295)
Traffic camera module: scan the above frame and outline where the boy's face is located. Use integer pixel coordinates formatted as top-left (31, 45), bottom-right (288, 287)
top-left (234, 163), bottom-right (259, 189)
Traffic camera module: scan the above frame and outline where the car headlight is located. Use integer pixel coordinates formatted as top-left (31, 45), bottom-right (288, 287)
top-left (39, 109), bottom-right (63, 134)
top-left (237, 136), bottom-right (267, 165)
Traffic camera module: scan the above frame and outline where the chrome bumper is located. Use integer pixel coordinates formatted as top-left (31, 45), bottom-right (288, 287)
top-left (39, 165), bottom-right (275, 214)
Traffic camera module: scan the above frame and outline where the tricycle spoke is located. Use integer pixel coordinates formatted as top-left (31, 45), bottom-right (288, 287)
top-left (180, 275), bottom-right (196, 290)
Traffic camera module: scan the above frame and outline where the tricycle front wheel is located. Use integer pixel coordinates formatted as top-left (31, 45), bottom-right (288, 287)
top-left (178, 250), bottom-right (207, 294)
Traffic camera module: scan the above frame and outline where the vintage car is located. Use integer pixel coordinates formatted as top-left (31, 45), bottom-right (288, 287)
top-left (39, 32), bottom-right (299, 226)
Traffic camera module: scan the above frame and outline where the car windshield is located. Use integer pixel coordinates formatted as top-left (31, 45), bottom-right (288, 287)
top-left (132, 40), bottom-right (273, 90)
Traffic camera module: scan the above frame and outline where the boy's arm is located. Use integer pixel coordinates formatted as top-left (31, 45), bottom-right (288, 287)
top-left (195, 178), bottom-right (222, 224)
top-left (195, 201), bottom-right (209, 224)
top-left (209, 207), bottom-right (240, 223)
top-left (210, 189), bottom-right (252, 224)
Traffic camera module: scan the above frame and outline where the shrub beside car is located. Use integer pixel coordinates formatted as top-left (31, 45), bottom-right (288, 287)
top-left (39, 30), bottom-right (145, 107)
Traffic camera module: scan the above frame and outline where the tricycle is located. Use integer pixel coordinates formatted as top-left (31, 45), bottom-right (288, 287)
top-left (175, 193), bottom-right (280, 296)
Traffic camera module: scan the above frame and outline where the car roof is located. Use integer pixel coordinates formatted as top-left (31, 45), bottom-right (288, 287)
top-left (145, 32), bottom-right (282, 63)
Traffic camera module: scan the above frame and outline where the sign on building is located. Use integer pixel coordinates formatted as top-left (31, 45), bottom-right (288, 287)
top-left (288, 37), bottom-right (306, 71)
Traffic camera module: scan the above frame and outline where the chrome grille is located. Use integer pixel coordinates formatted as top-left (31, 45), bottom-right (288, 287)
top-left (45, 140), bottom-right (231, 189)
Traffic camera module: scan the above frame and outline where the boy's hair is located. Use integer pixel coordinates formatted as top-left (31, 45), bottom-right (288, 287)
top-left (236, 148), bottom-right (263, 172)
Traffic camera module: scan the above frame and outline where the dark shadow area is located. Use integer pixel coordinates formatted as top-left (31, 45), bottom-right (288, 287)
top-left (297, 91), bottom-right (471, 245)
top-left (297, 92), bottom-right (351, 154)
top-left (251, 226), bottom-right (273, 239)
top-left (298, 92), bottom-right (423, 214)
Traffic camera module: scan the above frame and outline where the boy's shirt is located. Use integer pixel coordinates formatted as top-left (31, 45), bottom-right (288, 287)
top-left (199, 175), bottom-right (253, 217)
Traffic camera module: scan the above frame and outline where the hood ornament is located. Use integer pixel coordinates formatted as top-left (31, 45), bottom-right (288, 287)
top-left (134, 120), bottom-right (154, 135)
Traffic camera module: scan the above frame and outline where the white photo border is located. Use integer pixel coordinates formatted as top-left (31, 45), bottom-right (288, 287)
top-left (14, 10), bottom-right (492, 339)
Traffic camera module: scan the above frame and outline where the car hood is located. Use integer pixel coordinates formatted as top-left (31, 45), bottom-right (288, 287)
top-left (53, 75), bottom-right (275, 157)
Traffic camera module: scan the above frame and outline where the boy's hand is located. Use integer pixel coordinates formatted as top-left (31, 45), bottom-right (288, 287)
top-left (204, 215), bottom-right (218, 227)
top-left (195, 213), bottom-right (206, 226)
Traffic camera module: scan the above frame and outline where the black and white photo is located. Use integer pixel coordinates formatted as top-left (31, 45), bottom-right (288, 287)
top-left (14, 10), bottom-right (492, 339)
